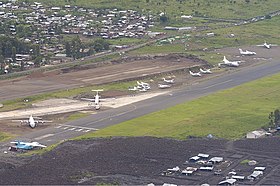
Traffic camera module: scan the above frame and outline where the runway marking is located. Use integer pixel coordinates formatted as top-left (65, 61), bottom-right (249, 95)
top-left (58, 124), bottom-right (99, 131)
top-left (34, 134), bottom-right (54, 140)
top-left (68, 128), bottom-right (76, 131)
top-left (75, 129), bottom-right (83, 132)
top-left (83, 130), bottom-right (91, 132)
top-left (63, 127), bottom-right (69, 130)
top-left (201, 79), bottom-right (233, 90)
top-left (55, 126), bottom-right (62, 128)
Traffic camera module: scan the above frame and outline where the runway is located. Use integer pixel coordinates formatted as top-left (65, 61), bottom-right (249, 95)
top-left (4, 57), bottom-right (280, 148)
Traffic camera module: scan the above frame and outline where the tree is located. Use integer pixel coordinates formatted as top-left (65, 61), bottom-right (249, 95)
top-left (274, 109), bottom-right (280, 126)
top-left (0, 55), bottom-right (4, 72)
top-left (160, 15), bottom-right (168, 23)
top-left (65, 41), bottom-right (71, 57)
top-left (34, 56), bottom-right (42, 67)
top-left (268, 112), bottom-right (274, 127)
top-left (12, 46), bottom-right (16, 63)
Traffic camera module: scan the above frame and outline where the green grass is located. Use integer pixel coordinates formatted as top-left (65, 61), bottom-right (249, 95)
top-left (25, 0), bottom-right (280, 20)
top-left (0, 132), bottom-right (14, 142)
top-left (129, 16), bottom-right (280, 64)
top-left (240, 159), bottom-right (251, 164)
top-left (77, 72), bottom-right (280, 140)
top-left (65, 112), bottom-right (91, 122)
top-left (130, 43), bottom-right (185, 55)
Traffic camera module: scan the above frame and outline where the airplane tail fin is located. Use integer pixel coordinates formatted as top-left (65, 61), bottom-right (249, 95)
top-left (223, 56), bottom-right (227, 62)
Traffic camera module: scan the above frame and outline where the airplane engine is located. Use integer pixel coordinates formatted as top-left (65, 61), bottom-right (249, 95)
top-left (95, 104), bottom-right (100, 110)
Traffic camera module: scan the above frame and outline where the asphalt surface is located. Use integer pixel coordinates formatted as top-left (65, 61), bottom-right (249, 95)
top-left (1, 56), bottom-right (279, 149)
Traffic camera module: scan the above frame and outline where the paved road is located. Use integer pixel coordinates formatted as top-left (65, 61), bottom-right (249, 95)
top-left (1, 57), bottom-right (280, 149)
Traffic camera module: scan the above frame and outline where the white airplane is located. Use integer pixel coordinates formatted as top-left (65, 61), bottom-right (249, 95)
top-left (81, 89), bottom-right (105, 110)
top-left (239, 48), bottom-right (256, 55)
top-left (162, 78), bottom-right (175, 84)
top-left (136, 81), bottom-right (151, 91)
top-left (10, 140), bottom-right (47, 150)
top-left (199, 68), bottom-right (212, 74)
top-left (189, 70), bottom-right (202, 77)
top-left (12, 115), bottom-right (52, 129)
top-left (219, 56), bottom-right (240, 67)
top-left (128, 86), bottom-right (138, 91)
top-left (158, 84), bottom-right (172, 89)
top-left (181, 15), bottom-right (193, 19)
top-left (137, 81), bottom-right (150, 87)
top-left (257, 41), bottom-right (278, 49)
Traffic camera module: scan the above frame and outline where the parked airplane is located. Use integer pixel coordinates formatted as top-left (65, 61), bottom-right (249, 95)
top-left (199, 68), bottom-right (212, 74)
top-left (128, 86), bottom-right (138, 91)
top-left (239, 48), bottom-right (256, 55)
top-left (162, 78), bottom-right (175, 84)
top-left (10, 140), bottom-right (47, 150)
top-left (158, 84), bottom-right (172, 89)
top-left (257, 41), bottom-right (278, 49)
top-left (137, 81), bottom-right (150, 87)
top-left (81, 89), bottom-right (105, 110)
top-left (181, 15), bottom-right (193, 19)
top-left (12, 115), bottom-right (52, 129)
top-left (189, 70), bottom-right (202, 77)
top-left (136, 81), bottom-right (151, 91)
top-left (219, 56), bottom-right (240, 67)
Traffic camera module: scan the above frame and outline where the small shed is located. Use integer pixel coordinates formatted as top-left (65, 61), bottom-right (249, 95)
top-left (198, 153), bottom-right (210, 159)
top-left (219, 178), bottom-right (237, 185)
top-left (246, 130), bottom-right (266, 139)
top-left (248, 171), bottom-right (263, 180)
top-left (209, 157), bottom-right (223, 164)
top-left (189, 156), bottom-right (200, 162)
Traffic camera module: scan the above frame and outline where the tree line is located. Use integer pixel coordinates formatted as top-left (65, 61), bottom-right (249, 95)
top-left (0, 35), bottom-right (40, 74)
top-left (65, 36), bottom-right (110, 59)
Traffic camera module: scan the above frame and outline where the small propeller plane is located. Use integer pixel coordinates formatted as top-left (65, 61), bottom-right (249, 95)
top-left (199, 68), bottom-right (212, 74)
top-left (218, 56), bottom-right (241, 67)
top-left (257, 41), bottom-right (278, 49)
top-left (136, 81), bottom-right (151, 91)
top-left (10, 140), bottom-right (47, 150)
top-left (189, 70), bottom-right (202, 77)
top-left (162, 77), bottom-right (175, 84)
top-left (81, 89), bottom-right (105, 110)
top-left (12, 115), bottom-right (52, 129)
top-left (158, 84), bottom-right (172, 89)
top-left (128, 86), bottom-right (138, 91)
top-left (239, 48), bottom-right (256, 55)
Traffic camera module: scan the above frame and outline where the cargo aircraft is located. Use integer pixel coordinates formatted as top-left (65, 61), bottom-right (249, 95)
top-left (12, 115), bottom-right (52, 129)
top-left (81, 89), bottom-right (105, 110)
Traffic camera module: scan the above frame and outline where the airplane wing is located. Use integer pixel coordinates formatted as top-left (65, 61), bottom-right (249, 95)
top-left (35, 119), bottom-right (53, 123)
top-left (12, 119), bottom-right (29, 123)
top-left (81, 98), bottom-right (95, 102)
top-left (30, 142), bottom-right (47, 148)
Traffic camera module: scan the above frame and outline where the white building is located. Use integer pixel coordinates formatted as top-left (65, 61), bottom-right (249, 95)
top-left (246, 130), bottom-right (266, 139)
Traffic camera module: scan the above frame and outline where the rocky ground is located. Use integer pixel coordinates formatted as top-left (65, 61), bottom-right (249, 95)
top-left (0, 136), bottom-right (280, 185)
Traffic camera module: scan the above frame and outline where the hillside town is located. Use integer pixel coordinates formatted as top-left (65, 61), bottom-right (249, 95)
top-left (0, 0), bottom-right (155, 74)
